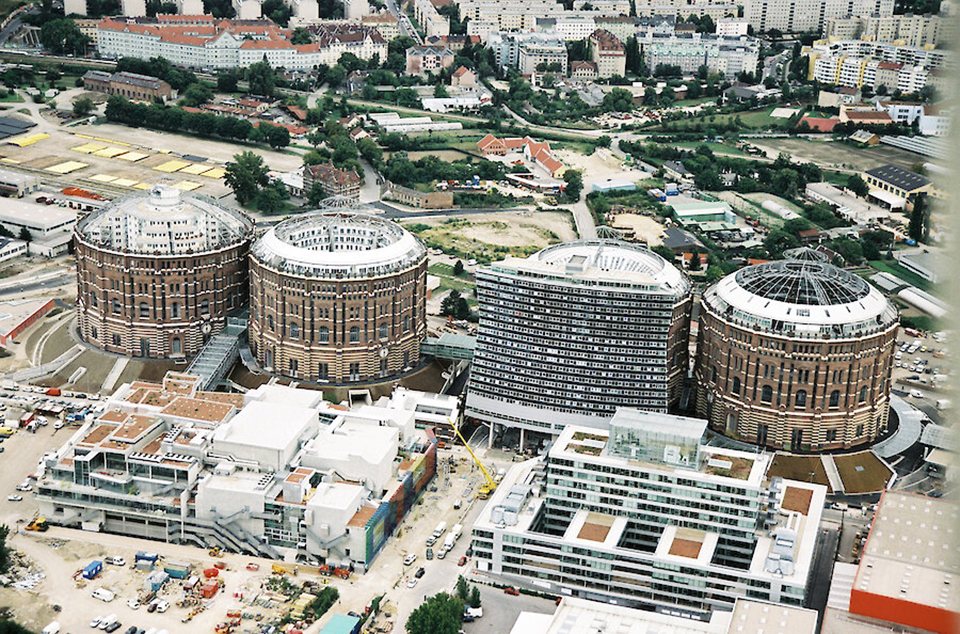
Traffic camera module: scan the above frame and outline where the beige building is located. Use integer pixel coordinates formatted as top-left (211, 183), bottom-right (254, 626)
top-left (695, 252), bottom-right (898, 451)
top-left (75, 186), bottom-right (253, 359)
top-left (589, 29), bottom-right (626, 78)
top-left (248, 207), bottom-right (427, 384)
top-left (405, 45), bottom-right (455, 75)
top-left (303, 162), bottom-right (362, 201)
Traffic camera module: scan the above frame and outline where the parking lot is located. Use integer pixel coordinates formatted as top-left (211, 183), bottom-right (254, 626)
top-left (891, 330), bottom-right (949, 406)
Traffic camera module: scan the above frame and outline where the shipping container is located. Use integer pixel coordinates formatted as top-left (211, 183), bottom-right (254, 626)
top-left (82, 560), bottom-right (103, 580)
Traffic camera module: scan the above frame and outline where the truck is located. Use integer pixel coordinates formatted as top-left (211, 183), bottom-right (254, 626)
top-left (432, 521), bottom-right (447, 539)
top-left (648, 188), bottom-right (666, 202)
top-left (442, 534), bottom-right (455, 553)
top-left (664, 183), bottom-right (679, 196)
top-left (41, 623), bottom-right (60, 634)
top-left (937, 399), bottom-right (952, 411)
top-left (495, 468), bottom-right (506, 483)
top-left (82, 560), bottom-right (103, 580)
top-left (450, 524), bottom-right (463, 543)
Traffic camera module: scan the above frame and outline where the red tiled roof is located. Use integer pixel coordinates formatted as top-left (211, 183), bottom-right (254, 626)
top-left (798, 116), bottom-right (839, 132)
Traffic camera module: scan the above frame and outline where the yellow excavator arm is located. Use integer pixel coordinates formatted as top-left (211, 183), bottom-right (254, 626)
top-left (448, 418), bottom-right (497, 498)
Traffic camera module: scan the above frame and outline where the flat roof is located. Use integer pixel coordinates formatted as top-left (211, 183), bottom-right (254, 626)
top-left (246, 383), bottom-right (323, 409)
top-left (609, 407), bottom-right (707, 441)
top-left (729, 598), bottom-right (818, 634)
top-left (308, 420), bottom-right (397, 465)
top-left (0, 299), bottom-right (50, 338)
top-left (213, 400), bottom-right (316, 451)
top-left (897, 249), bottom-right (944, 275)
top-left (160, 396), bottom-right (234, 424)
top-left (0, 198), bottom-right (76, 229)
top-left (854, 490), bottom-right (960, 612)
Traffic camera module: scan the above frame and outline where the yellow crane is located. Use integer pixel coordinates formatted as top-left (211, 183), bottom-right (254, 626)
top-left (448, 419), bottom-right (497, 500)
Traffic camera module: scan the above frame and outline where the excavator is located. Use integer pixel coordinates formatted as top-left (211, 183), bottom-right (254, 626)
top-left (448, 419), bottom-right (497, 500)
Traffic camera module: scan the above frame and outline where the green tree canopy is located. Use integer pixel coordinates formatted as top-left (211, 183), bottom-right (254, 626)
top-left (40, 19), bottom-right (89, 55)
top-left (180, 82), bottom-right (213, 108)
top-left (225, 151), bottom-right (269, 205)
top-left (846, 174), bottom-right (869, 198)
top-left (563, 170), bottom-right (583, 200)
top-left (406, 592), bottom-right (465, 634)
top-left (72, 96), bottom-right (94, 117)
top-left (245, 60), bottom-right (276, 97)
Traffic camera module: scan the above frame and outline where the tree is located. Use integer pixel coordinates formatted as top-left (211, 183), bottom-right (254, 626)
top-left (441, 289), bottom-right (470, 319)
top-left (597, 135), bottom-right (611, 148)
top-left (763, 229), bottom-right (799, 258)
top-left (706, 265), bottom-right (723, 282)
top-left (406, 593), bottom-right (464, 634)
top-left (830, 237), bottom-right (863, 265)
top-left (563, 170), bottom-right (583, 200)
top-left (225, 151), bottom-right (269, 205)
top-left (455, 576), bottom-right (469, 601)
top-left (602, 87), bottom-right (634, 112)
top-left (256, 184), bottom-right (286, 213)
top-left (908, 194), bottom-right (927, 242)
top-left (653, 245), bottom-right (675, 261)
top-left (246, 60), bottom-right (276, 97)
top-left (307, 182), bottom-right (327, 206)
top-left (453, 260), bottom-right (464, 276)
top-left (846, 174), bottom-right (869, 198)
top-left (180, 82), bottom-right (213, 107)
top-left (18, 227), bottom-right (32, 242)
top-left (469, 586), bottom-right (482, 609)
top-left (326, 65), bottom-right (347, 88)
top-left (261, 123), bottom-right (290, 149)
top-left (40, 19), bottom-right (89, 55)
top-left (395, 87), bottom-right (420, 108)
top-left (433, 83), bottom-right (449, 98)
top-left (357, 137), bottom-right (383, 167)
top-left (291, 27), bottom-right (312, 45)
top-left (217, 71), bottom-right (239, 93)
top-left (72, 96), bottom-right (94, 117)
top-left (694, 169), bottom-right (722, 191)
top-left (688, 247), bottom-right (702, 271)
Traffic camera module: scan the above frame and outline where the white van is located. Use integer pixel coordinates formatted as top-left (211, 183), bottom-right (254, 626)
top-left (41, 623), bottom-right (60, 634)
top-left (98, 614), bottom-right (117, 630)
top-left (92, 588), bottom-right (115, 602)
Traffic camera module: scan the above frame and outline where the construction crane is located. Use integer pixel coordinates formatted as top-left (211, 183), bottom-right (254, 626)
top-left (448, 419), bottom-right (497, 500)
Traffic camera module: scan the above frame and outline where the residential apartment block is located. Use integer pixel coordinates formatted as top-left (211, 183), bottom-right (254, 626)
top-left (405, 45), bottom-right (455, 75)
top-left (34, 376), bottom-right (441, 570)
top-left (413, 0), bottom-right (451, 37)
top-left (824, 13), bottom-right (956, 48)
top-left (471, 410), bottom-right (825, 617)
top-left (589, 29), bottom-right (626, 78)
top-left (743, 0), bottom-right (893, 34)
top-left (465, 240), bottom-right (691, 437)
top-left (639, 33), bottom-right (759, 79)
top-left (487, 31), bottom-right (567, 73)
top-left (96, 16), bottom-right (386, 71)
top-left (808, 38), bottom-right (953, 92)
top-left (302, 162), bottom-right (362, 200)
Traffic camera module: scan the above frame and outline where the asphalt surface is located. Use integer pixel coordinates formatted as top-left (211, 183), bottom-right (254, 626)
top-left (807, 524), bottom-right (839, 630)
top-left (0, 272), bottom-right (73, 296)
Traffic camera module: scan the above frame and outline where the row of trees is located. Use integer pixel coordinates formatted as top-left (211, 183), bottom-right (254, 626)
top-left (224, 151), bottom-right (291, 213)
top-left (104, 96), bottom-right (291, 149)
top-left (405, 578), bottom-right (482, 634)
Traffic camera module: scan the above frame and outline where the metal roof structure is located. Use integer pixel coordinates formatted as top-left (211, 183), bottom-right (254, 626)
top-left (251, 201), bottom-right (425, 279)
top-left (534, 239), bottom-right (689, 293)
top-left (735, 261), bottom-right (870, 306)
top-left (873, 394), bottom-right (924, 458)
top-left (864, 164), bottom-right (931, 192)
top-left (920, 424), bottom-right (957, 451)
top-left (783, 247), bottom-right (829, 263)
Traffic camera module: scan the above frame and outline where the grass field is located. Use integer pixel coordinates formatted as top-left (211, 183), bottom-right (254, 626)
top-left (767, 454), bottom-right (833, 492)
top-left (869, 259), bottom-right (932, 292)
top-left (657, 107), bottom-right (782, 131)
top-left (833, 452), bottom-right (893, 494)
top-left (673, 141), bottom-right (749, 156)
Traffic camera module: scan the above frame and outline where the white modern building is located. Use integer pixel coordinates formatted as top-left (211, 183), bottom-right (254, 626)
top-left (465, 240), bottom-right (691, 439)
top-left (472, 410), bottom-right (826, 617)
top-left (824, 13), bottom-right (956, 48)
top-left (0, 197), bottom-right (76, 256)
top-left (487, 31), bottom-right (567, 73)
top-left (807, 38), bottom-right (953, 91)
top-left (35, 375), bottom-right (440, 570)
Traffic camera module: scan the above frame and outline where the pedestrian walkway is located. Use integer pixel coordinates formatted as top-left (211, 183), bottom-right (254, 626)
top-left (186, 319), bottom-right (246, 390)
top-left (821, 455), bottom-right (845, 494)
top-left (100, 357), bottom-right (128, 393)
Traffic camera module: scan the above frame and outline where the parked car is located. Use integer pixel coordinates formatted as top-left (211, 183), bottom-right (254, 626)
top-left (406, 577), bottom-right (419, 589)
top-left (425, 548), bottom-right (433, 560)
top-left (458, 556), bottom-right (467, 566)
top-left (126, 599), bottom-right (139, 610)
top-left (415, 567), bottom-right (425, 579)
top-left (403, 553), bottom-right (417, 566)
top-left (7, 495), bottom-right (22, 502)
top-left (504, 587), bottom-right (519, 596)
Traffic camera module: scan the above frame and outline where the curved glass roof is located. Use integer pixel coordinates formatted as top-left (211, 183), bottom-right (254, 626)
top-left (734, 261), bottom-right (870, 306)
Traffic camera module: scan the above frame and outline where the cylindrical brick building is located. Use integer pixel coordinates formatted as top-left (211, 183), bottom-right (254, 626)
top-left (695, 253), bottom-right (899, 451)
top-left (75, 185), bottom-right (253, 359)
top-left (248, 207), bottom-right (427, 383)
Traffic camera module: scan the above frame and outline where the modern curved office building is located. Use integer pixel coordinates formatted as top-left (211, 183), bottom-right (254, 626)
top-left (248, 204), bottom-right (427, 383)
top-left (74, 185), bottom-right (253, 359)
top-left (695, 255), bottom-right (899, 451)
top-left (465, 239), bottom-right (692, 437)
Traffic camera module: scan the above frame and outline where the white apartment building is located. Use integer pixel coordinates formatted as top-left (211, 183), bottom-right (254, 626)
top-left (715, 17), bottom-right (749, 36)
top-left (824, 13), bottom-right (956, 47)
top-left (632, 0), bottom-right (737, 19)
top-left (590, 28), bottom-right (627, 78)
top-left (488, 31), bottom-right (567, 73)
top-left (35, 375), bottom-right (442, 570)
top-left (876, 101), bottom-right (951, 136)
top-left (413, 0), bottom-right (451, 37)
top-left (640, 33), bottom-right (759, 79)
top-left (471, 410), bottom-right (826, 617)
top-left (744, 0), bottom-right (893, 34)
top-left (96, 17), bottom-right (386, 71)
top-left (808, 38), bottom-right (952, 91)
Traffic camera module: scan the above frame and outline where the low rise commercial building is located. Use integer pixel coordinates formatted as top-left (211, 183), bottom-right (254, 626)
top-left (0, 237), bottom-right (27, 263)
top-left (862, 163), bottom-right (932, 209)
top-left (0, 169), bottom-right (40, 198)
top-left (0, 198), bottom-right (76, 256)
top-left (35, 376), bottom-right (439, 570)
top-left (82, 70), bottom-right (173, 102)
top-left (473, 410), bottom-right (826, 617)
top-left (895, 249), bottom-right (944, 283)
top-left (805, 182), bottom-right (886, 223)
top-left (0, 298), bottom-right (54, 346)
top-left (382, 182), bottom-right (454, 209)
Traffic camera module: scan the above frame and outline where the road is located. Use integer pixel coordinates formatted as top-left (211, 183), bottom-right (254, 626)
top-left (0, 271), bottom-right (73, 297)
top-left (806, 524), bottom-right (839, 630)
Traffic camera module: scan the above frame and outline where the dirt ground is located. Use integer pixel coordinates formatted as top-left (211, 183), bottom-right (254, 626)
top-left (833, 452), bottom-right (894, 494)
top-left (553, 148), bottom-right (649, 188)
top-left (401, 210), bottom-right (577, 262)
top-left (748, 138), bottom-right (926, 172)
top-left (610, 214), bottom-right (666, 246)
top-left (767, 454), bottom-right (833, 492)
